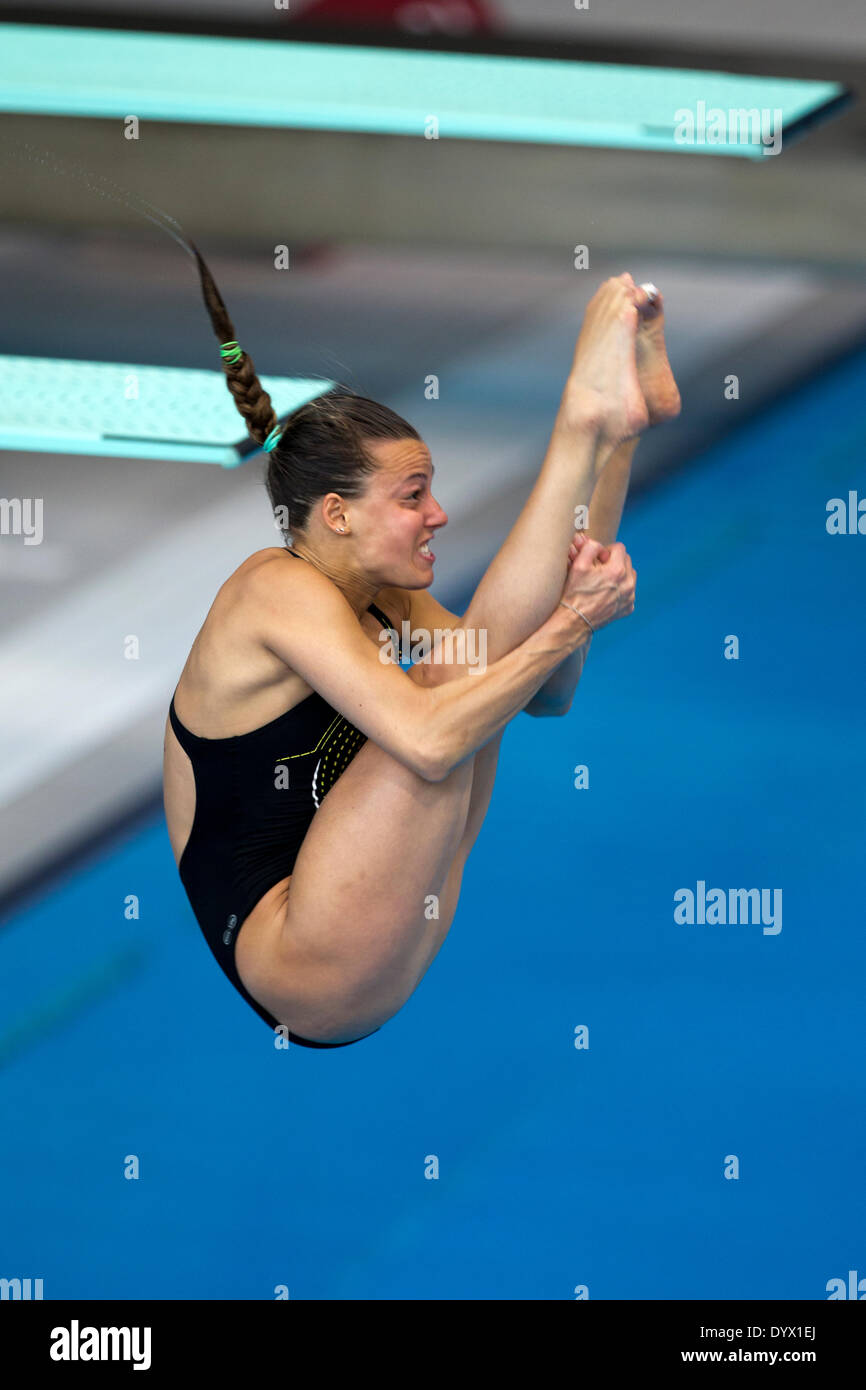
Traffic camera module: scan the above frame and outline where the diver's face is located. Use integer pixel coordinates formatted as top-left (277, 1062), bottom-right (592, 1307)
top-left (353, 438), bottom-right (448, 586)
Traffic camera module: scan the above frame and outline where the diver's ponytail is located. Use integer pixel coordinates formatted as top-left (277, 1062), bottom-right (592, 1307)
top-left (190, 241), bottom-right (278, 446)
top-left (187, 242), bottom-right (422, 540)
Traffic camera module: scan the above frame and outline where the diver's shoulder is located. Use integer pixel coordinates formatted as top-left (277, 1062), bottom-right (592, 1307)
top-left (220, 548), bottom-right (322, 614)
top-left (235, 546), bottom-right (322, 582)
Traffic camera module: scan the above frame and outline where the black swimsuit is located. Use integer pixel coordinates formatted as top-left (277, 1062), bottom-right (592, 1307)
top-left (168, 549), bottom-right (400, 1047)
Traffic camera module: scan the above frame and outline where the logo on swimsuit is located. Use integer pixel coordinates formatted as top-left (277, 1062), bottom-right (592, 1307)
top-left (223, 913), bottom-right (238, 945)
top-left (311, 719), bottom-right (367, 807)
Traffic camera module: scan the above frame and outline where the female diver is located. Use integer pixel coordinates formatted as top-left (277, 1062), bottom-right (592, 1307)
top-left (163, 256), bottom-right (681, 1047)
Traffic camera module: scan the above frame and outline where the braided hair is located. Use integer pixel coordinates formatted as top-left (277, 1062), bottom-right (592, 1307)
top-left (191, 242), bottom-right (422, 539)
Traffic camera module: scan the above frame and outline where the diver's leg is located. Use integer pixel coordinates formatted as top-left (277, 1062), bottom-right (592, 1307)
top-left (235, 647), bottom-right (495, 1043)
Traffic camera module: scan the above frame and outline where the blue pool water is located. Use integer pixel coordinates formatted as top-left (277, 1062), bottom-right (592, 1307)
top-left (1, 345), bottom-right (864, 1300)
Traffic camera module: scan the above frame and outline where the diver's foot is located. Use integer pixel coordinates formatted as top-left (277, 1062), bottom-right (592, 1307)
top-left (635, 287), bottom-right (681, 424)
top-left (565, 274), bottom-right (650, 445)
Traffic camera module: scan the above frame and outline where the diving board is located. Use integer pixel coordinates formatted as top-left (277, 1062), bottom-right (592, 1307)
top-left (0, 356), bottom-right (334, 464)
top-left (0, 23), bottom-right (849, 158)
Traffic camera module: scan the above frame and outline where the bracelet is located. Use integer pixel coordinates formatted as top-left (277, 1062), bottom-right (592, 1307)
top-left (559, 600), bottom-right (595, 634)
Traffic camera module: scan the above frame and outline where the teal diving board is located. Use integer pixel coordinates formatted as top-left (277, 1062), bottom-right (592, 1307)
top-left (0, 356), bottom-right (334, 465)
top-left (0, 24), bottom-right (848, 158)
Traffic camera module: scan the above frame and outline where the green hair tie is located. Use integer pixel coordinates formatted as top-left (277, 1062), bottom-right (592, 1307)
top-left (263, 425), bottom-right (284, 452)
top-left (220, 340), bottom-right (243, 364)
